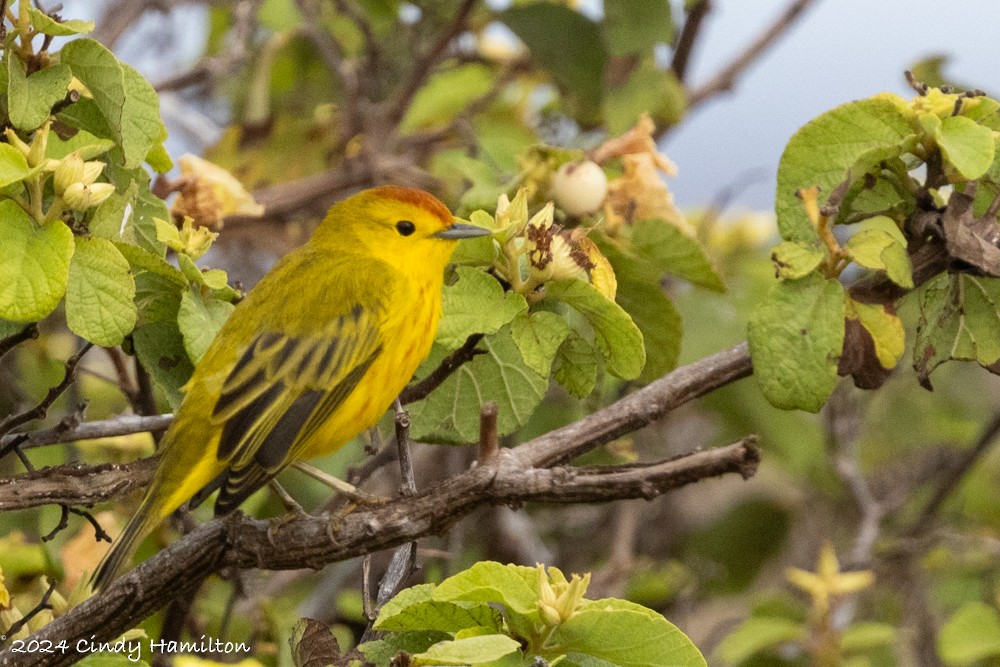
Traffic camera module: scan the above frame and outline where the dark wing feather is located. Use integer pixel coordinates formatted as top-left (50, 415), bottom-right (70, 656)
top-left (204, 304), bottom-right (382, 515)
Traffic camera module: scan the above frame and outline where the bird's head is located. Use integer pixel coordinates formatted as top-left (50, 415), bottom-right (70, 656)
top-left (316, 186), bottom-right (491, 275)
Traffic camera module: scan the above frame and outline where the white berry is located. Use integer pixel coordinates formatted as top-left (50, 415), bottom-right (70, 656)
top-left (551, 160), bottom-right (608, 216)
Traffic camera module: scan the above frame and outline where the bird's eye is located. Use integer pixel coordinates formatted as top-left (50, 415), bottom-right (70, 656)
top-left (395, 220), bottom-right (416, 236)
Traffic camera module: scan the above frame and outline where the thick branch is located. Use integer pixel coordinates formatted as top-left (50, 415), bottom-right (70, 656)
top-left (516, 342), bottom-right (753, 468)
top-left (2, 438), bottom-right (759, 665)
top-left (1, 343), bottom-right (752, 511)
top-left (0, 458), bottom-right (156, 511)
top-left (687, 0), bottom-right (817, 109)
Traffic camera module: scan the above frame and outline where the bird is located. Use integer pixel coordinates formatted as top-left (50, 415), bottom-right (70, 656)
top-left (92, 185), bottom-right (491, 590)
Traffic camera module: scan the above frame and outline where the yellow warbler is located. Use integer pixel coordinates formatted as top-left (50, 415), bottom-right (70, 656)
top-left (92, 186), bottom-right (490, 589)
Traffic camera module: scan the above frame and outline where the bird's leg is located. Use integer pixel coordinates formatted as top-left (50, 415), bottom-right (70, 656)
top-left (269, 479), bottom-right (306, 515)
top-left (291, 460), bottom-right (388, 505)
top-left (266, 479), bottom-right (309, 546)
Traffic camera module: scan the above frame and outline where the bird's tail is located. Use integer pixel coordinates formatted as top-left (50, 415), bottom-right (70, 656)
top-left (90, 497), bottom-right (159, 592)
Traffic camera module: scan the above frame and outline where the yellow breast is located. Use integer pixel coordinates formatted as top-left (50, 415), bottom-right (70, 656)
top-left (297, 280), bottom-right (441, 458)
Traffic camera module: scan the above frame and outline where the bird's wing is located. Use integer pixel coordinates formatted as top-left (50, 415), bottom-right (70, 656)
top-left (208, 302), bottom-right (383, 513)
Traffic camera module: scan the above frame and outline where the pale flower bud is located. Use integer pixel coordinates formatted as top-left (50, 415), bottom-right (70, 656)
top-left (80, 160), bottom-right (105, 186)
top-left (54, 153), bottom-right (84, 194)
top-left (64, 182), bottom-right (115, 210)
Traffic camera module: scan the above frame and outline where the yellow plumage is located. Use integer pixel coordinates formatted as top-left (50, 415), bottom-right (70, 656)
top-left (92, 186), bottom-right (489, 589)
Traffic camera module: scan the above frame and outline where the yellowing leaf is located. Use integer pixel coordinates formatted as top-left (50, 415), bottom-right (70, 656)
top-left (847, 299), bottom-right (904, 369)
top-left (0, 205), bottom-right (75, 322)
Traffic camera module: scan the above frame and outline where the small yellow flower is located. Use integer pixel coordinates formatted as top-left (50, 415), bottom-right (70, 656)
top-left (536, 563), bottom-right (591, 626)
top-left (786, 542), bottom-right (874, 615)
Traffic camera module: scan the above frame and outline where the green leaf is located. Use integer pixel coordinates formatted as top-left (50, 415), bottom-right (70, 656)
top-left (0, 319), bottom-right (28, 339)
top-left (748, 273), bottom-right (845, 412)
top-left (603, 0), bottom-right (674, 56)
top-left (501, 3), bottom-right (606, 123)
top-left (177, 288), bottom-right (235, 363)
top-left (432, 562), bottom-right (541, 619)
top-left (937, 602), bottom-right (1000, 666)
top-left (914, 274), bottom-right (1000, 382)
top-left (771, 241), bottom-right (825, 280)
top-left (603, 63), bottom-right (686, 135)
top-left (412, 635), bottom-right (521, 666)
top-left (715, 616), bottom-right (805, 664)
top-left (402, 64), bottom-right (494, 133)
top-left (359, 631), bottom-right (451, 666)
top-left (840, 622), bottom-right (897, 652)
top-left (544, 280), bottom-right (645, 380)
top-left (7, 59), bottom-right (71, 131)
top-left (0, 204), bottom-right (74, 322)
top-left (629, 219), bottom-right (725, 291)
top-left (59, 39), bottom-right (126, 147)
top-left (510, 310), bottom-right (571, 377)
top-left (846, 229), bottom-right (913, 288)
top-left (65, 237), bottom-right (137, 346)
top-left (408, 327), bottom-right (547, 444)
top-left (90, 182), bottom-right (138, 243)
top-left (438, 266), bottom-right (527, 350)
top-left (132, 320), bottom-right (192, 409)
top-left (551, 598), bottom-right (706, 667)
top-left (553, 330), bottom-right (601, 398)
top-left (614, 267), bottom-right (681, 383)
top-left (119, 61), bottom-right (166, 169)
top-left (776, 96), bottom-right (914, 242)
top-left (55, 96), bottom-right (115, 141)
top-left (114, 242), bottom-right (187, 287)
top-left (29, 8), bottom-right (94, 36)
top-left (375, 587), bottom-right (504, 633)
top-left (132, 273), bottom-right (192, 408)
top-left (45, 129), bottom-right (115, 160)
top-left (0, 142), bottom-right (32, 188)
top-left (937, 114), bottom-right (997, 180)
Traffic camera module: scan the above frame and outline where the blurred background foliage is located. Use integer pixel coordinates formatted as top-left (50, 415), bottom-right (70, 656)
top-left (2, 1), bottom-right (1000, 665)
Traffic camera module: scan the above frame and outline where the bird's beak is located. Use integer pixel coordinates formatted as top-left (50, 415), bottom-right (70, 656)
top-left (433, 222), bottom-right (493, 239)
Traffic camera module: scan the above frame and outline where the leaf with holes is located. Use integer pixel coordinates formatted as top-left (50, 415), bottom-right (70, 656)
top-left (914, 273), bottom-right (1000, 385)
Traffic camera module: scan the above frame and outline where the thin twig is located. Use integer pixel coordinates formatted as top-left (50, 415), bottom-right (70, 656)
top-left (0, 323), bottom-right (38, 360)
top-left (383, 0), bottom-right (477, 126)
top-left (670, 0), bottom-right (711, 83)
top-left (686, 0), bottom-right (817, 109)
top-left (0, 413), bottom-right (173, 451)
top-left (906, 410), bottom-right (1000, 536)
top-left (399, 334), bottom-right (484, 404)
top-left (0, 579), bottom-right (57, 646)
top-left (0, 342), bottom-right (94, 449)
